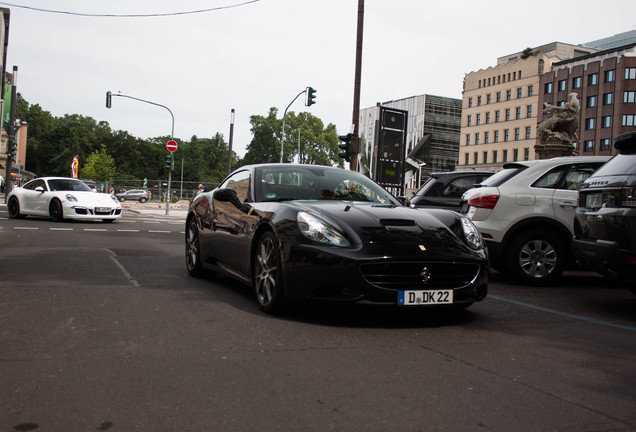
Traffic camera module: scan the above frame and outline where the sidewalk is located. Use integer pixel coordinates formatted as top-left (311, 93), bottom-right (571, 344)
top-left (121, 200), bottom-right (189, 219)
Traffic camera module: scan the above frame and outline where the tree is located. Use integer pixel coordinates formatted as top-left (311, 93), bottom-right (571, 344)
top-left (81, 145), bottom-right (117, 183)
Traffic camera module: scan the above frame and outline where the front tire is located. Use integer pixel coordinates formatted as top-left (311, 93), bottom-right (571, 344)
top-left (50, 199), bottom-right (64, 222)
top-left (186, 218), bottom-right (204, 277)
top-left (507, 230), bottom-right (566, 286)
top-left (139, 197), bottom-right (147, 203)
top-left (118, 196), bottom-right (126, 202)
top-left (253, 231), bottom-right (286, 313)
top-left (8, 197), bottom-right (24, 219)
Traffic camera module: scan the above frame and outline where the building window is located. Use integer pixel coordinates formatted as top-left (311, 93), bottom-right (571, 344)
top-left (483, 151), bottom-right (488, 164)
top-left (600, 138), bottom-right (611, 151)
top-left (517, 88), bottom-right (523, 99)
top-left (494, 130), bottom-right (499, 143)
top-left (588, 73), bottom-right (598, 86)
top-left (514, 128), bottom-right (520, 141)
top-left (585, 118), bottom-right (595, 130)
top-left (572, 77), bottom-right (582, 88)
top-left (474, 152), bottom-right (478, 164)
top-left (622, 115), bottom-right (636, 126)
top-left (468, 98), bottom-right (473, 108)
top-left (484, 131), bottom-right (489, 144)
top-left (558, 80), bottom-right (567, 91)
top-left (625, 68), bottom-right (636, 80)
top-left (487, 94), bottom-right (492, 104)
top-left (477, 96), bottom-right (482, 106)
top-left (528, 85), bottom-right (534, 97)
top-left (587, 96), bottom-right (597, 107)
top-left (527, 105), bottom-right (532, 118)
top-left (476, 113), bottom-right (481, 125)
top-left (475, 133), bottom-right (480, 145)
top-left (524, 148), bottom-right (530, 161)
top-left (503, 149), bottom-right (508, 162)
top-left (495, 110), bottom-right (500, 123)
top-left (603, 93), bottom-right (613, 105)
top-left (467, 115), bottom-right (472, 126)
top-left (506, 90), bottom-right (512, 101)
top-left (545, 82), bottom-right (553, 94)
top-left (584, 140), bottom-right (594, 152)
top-left (504, 129), bottom-right (510, 142)
top-left (515, 107), bottom-right (521, 120)
top-left (558, 100), bottom-right (565, 107)
top-left (525, 126), bottom-right (531, 140)
top-left (624, 91), bottom-right (636, 103)
top-left (496, 92), bottom-right (501, 102)
top-left (485, 112), bottom-right (491, 124)
top-left (493, 150), bottom-right (498, 163)
top-left (465, 153), bottom-right (470, 165)
top-left (466, 134), bottom-right (471, 146)
top-left (605, 70), bottom-right (615, 82)
top-left (602, 116), bottom-right (612, 128)
top-left (505, 109), bottom-right (511, 121)
top-left (513, 148), bottom-right (519, 161)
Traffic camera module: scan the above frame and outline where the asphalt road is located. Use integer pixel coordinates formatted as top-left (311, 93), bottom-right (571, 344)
top-left (0, 204), bottom-right (635, 431)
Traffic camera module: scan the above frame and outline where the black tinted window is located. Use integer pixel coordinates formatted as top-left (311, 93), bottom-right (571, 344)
top-left (481, 166), bottom-right (527, 187)
top-left (590, 154), bottom-right (636, 177)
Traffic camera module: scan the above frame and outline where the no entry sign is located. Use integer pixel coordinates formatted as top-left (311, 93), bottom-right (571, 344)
top-left (166, 140), bottom-right (178, 152)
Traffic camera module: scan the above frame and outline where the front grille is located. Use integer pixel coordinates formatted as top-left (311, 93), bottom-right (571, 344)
top-left (360, 262), bottom-right (481, 290)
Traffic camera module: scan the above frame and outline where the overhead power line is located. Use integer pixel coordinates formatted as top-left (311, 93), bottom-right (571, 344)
top-left (0, 0), bottom-right (261, 17)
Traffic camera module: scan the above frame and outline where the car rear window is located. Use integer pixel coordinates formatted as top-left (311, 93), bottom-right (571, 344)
top-left (480, 165), bottom-right (528, 187)
top-left (589, 154), bottom-right (636, 177)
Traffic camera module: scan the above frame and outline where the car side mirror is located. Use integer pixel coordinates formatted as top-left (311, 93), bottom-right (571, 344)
top-left (213, 188), bottom-right (253, 214)
top-left (35, 186), bottom-right (45, 193)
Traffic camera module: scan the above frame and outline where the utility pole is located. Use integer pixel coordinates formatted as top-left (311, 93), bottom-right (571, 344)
top-left (350, 0), bottom-right (364, 172)
top-left (3, 66), bottom-right (17, 203)
top-left (227, 108), bottom-right (235, 175)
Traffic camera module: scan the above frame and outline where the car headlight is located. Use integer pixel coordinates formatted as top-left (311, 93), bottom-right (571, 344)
top-left (297, 211), bottom-right (350, 247)
top-left (66, 194), bottom-right (78, 203)
top-left (460, 217), bottom-right (483, 250)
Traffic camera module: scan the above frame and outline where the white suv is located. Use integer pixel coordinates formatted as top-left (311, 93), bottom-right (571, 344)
top-left (460, 156), bottom-right (609, 285)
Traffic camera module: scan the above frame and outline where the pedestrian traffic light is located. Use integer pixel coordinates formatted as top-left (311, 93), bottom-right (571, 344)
top-left (306, 86), bottom-right (317, 106)
top-left (6, 139), bottom-right (17, 158)
top-left (106, 91), bottom-right (112, 109)
top-left (338, 133), bottom-right (352, 162)
top-left (164, 153), bottom-right (174, 170)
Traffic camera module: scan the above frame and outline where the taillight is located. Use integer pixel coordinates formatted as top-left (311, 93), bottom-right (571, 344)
top-left (468, 195), bottom-right (500, 209)
top-left (622, 188), bottom-right (636, 208)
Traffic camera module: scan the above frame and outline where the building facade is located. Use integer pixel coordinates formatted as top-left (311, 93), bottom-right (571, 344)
top-left (540, 43), bottom-right (636, 156)
top-left (358, 94), bottom-right (461, 190)
top-left (458, 43), bottom-right (598, 171)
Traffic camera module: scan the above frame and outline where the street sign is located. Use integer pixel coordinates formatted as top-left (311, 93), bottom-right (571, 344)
top-left (166, 140), bottom-right (178, 152)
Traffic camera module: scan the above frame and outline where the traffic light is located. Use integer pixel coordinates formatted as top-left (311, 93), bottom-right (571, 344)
top-left (338, 133), bottom-right (352, 162)
top-left (306, 86), bottom-right (317, 106)
top-left (6, 139), bottom-right (17, 158)
top-left (164, 153), bottom-right (174, 170)
top-left (106, 91), bottom-right (112, 109)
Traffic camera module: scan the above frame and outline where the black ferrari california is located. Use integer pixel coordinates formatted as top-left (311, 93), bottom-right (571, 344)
top-left (186, 164), bottom-right (488, 313)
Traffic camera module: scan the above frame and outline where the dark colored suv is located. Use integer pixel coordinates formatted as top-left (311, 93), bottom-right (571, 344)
top-left (407, 171), bottom-right (493, 212)
top-left (573, 131), bottom-right (636, 293)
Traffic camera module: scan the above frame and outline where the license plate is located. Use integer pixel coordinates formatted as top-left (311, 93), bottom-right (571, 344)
top-left (398, 290), bottom-right (453, 306)
top-left (95, 207), bottom-right (111, 213)
top-left (585, 193), bottom-right (603, 209)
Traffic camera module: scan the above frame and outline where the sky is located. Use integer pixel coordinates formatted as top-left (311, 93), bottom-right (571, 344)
top-left (3, 0), bottom-right (635, 158)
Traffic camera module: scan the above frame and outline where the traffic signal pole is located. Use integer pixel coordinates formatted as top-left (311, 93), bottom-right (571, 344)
top-left (3, 66), bottom-right (17, 203)
top-left (350, 0), bottom-right (364, 171)
top-left (105, 91), bottom-right (175, 215)
top-left (279, 86), bottom-right (316, 163)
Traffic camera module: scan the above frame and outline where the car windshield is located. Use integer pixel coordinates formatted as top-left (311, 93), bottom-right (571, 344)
top-left (480, 165), bottom-right (528, 187)
top-left (47, 179), bottom-right (94, 192)
top-left (256, 166), bottom-right (400, 205)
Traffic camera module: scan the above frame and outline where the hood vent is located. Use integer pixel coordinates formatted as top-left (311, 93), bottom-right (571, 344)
top-left (380, 219), bottom-right (416, 227)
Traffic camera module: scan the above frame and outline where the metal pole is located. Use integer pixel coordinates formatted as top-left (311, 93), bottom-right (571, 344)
top-left (280, 89), bottom-right (306, 163)
top-left (350, 0), bottom-right (364, 171)
top-left (3, 66), bottom-right (17, 202)
top-left (108, 92), bottom-right (174, 215)
top-left (227, 109), bottom-right (235, 175)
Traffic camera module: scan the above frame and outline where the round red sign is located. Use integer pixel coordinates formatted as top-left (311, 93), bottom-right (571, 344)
top-left (166, 140), bottom-right (178, 152)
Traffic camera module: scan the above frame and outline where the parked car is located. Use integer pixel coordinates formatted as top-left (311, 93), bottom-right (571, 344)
top-left (573, 132), bottom-right (636, 292)
top-left (116, 189), bottom-right (151, 202)
top-left (7, 177), bottom-right (122, 223)
top-left (460, 156), bottom-right (609, 285)
top-left (186, 163), bottom-right (488, 313)
top-left (407, 171), bottom-right (494, 212)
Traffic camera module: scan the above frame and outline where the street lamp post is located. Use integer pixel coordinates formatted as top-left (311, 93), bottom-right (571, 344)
top-left (280, 89), bottom-right (307, 163)
top-left (106, 92), bottom-right (175, 215)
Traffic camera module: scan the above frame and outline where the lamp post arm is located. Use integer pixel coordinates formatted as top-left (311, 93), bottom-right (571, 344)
top-left (112, 93), bottom-right (175, 139)
top-left (279, 89), bottom-right (306, 163)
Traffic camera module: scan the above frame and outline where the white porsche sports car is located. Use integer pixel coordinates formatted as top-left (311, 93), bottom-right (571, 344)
top-left (7, 177), bottom-right (122, 223)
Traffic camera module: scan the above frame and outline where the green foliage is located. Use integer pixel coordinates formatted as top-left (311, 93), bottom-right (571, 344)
top-left (81, 144), bottom-right (117, 182)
